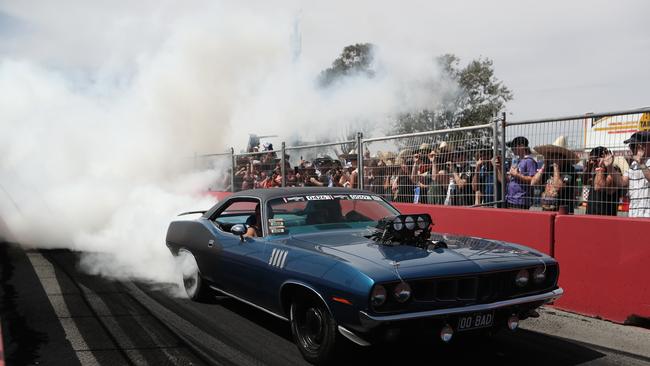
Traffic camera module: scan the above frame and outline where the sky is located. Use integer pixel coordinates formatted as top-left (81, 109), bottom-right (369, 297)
top-left (1, 0), bottom-right (648, 123)
top-left (0, 0), bottom-right (648, 283)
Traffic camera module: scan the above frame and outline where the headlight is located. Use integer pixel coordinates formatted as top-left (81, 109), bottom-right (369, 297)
top-left (416, 215), bottom-right (429, 229)
top-left (404, 216), bottom-right (415, 230)
top-left (515, 269), bottom-right (529, 287)
top-left (392, 217), bottom-right (404, 231)
top-left (371, 285), bottom-right (387, 307)
top-left (393, 282), bottom-right (412, 303)
top-left (533, 267), bottom-right (546, 284)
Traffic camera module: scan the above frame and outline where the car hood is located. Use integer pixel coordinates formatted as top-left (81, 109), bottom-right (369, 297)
top-left (288, 230), bottom-right (548, 280)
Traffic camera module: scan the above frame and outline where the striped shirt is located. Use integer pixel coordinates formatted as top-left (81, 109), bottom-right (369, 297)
top-left (624, 159), bottom-right (650, 218)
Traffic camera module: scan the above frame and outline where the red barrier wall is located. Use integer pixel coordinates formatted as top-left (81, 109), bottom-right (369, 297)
top-left (553, 215), bottom-right (650, 323)
top-left (206, 191), bottom-right (233, 201)
top-left (395, 203), bottom-right (556, 256)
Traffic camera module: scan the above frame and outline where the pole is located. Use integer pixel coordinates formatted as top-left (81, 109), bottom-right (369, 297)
top-left (492, 117), bottom-right (499, 208)
top-left (356, 132), bottom-right (364, 190)
top-left (230, 147), bottom-right (236, 192)
top-left (500, 112), bottom-right (507, 208)
top-left (281, 142), bottom-right (286, 187)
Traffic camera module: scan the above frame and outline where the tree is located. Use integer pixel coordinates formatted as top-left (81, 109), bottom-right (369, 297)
top-left (319, 43), bottom-right (375, 87)
top-left (393, 54), bottom-right (513, 134)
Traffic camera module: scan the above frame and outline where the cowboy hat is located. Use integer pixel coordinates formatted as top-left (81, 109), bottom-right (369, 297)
top-left (338, 149), bottom-right (359, 160)
top-left (533, 136), bottom-right (579, 164)
top-left (418, 143), bottom-right (433, 153)
top-left (613, 156), bottom-right (630, 175)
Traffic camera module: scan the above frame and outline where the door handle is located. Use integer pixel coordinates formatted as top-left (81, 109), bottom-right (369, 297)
top-left (208, 239), bottom-right (214, 248)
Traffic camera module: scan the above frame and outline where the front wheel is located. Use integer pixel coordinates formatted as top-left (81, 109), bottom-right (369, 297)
top-left (177, 249), bottom-right (211, 302)
top-left (290, 294), bottom-right (339, 365)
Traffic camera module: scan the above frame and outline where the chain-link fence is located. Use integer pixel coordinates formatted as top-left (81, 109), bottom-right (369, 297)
top-left (284, 139), bottom-right (359, 188)
top-left (361, 124), bottom-right (497, 206)
top-left (232, 148), bottom-right (284, 192)
top-left (197, 106), bottom-right (650, 218)
top-left (504, 108), bottom-right (650, 217)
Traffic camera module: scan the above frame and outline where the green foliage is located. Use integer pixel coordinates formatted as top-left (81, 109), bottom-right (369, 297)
top-left (393, 54), bottom-right (513, 134)
top-left (319, 43), bottom-right (375, 87)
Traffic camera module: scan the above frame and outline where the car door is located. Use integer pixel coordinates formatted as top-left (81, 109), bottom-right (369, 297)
top-left (208, 198), bottom-right (268, 300)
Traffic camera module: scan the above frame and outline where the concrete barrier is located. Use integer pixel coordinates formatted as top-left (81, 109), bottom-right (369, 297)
top-left (553, 214), bottom-right (650, 323)
top-left (394, 203), bottom-right (556, 256)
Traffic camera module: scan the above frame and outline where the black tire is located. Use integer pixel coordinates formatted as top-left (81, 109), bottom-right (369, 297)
top-left (290, 293), bottom-right (339, 365)
top-left (178, 249), bottom-right (211, 302)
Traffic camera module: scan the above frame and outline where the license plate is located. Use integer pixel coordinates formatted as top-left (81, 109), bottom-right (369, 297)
top-left (457, 311), bottom-right (494, 331)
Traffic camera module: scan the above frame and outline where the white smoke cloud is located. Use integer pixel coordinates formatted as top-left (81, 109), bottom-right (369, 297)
top-left (0, 1), bottom-right (457, 286)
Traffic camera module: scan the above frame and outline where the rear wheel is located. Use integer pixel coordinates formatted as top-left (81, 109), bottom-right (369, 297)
top-left (178, 249), bottom-right (211, 302)
top-left (290, 294), bottom-right (339, 365)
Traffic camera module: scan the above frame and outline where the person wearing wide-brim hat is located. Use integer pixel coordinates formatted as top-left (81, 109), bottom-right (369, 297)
top-left (619, 131), bottom-right (650, 217)
top-left (421, 141), bottom-right (452, 205)
top-left (337, 149), bottom-right (360, 188)
top-left (531, 136), bottom-right (579, 213)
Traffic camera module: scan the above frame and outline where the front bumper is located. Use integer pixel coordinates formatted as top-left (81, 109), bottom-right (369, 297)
top-left (359, 287), bottom-right (563, 329)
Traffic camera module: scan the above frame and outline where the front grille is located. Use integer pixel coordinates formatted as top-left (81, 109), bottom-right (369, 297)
top-left (410, 265), bottom-right (558, 305)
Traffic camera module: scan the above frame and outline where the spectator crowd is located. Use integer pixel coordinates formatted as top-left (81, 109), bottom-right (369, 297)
top-left (215, 131), bottom-right (650, 218)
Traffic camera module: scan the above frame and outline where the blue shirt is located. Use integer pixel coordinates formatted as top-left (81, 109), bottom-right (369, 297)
top-left (506, 156), bottom-right (538, 206)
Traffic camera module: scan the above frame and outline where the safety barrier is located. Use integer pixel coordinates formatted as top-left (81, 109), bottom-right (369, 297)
top-left (553, 214), bottom-right (650, 323)
top-left (394, 203), bottom-right (555, 255)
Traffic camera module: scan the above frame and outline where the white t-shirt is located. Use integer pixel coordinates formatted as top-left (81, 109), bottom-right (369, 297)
top-left (624, 158), bottom-right (650, 218)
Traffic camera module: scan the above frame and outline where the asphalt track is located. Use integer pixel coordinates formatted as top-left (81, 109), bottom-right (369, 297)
top-left (1, 244), bottom-right (649, 366)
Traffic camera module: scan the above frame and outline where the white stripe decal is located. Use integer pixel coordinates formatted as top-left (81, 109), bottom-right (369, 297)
top-left (269, 249), bottom-right (278, 265)
top-left (273, 250), bottom-right (283, 267)
top-left (279, 251), bottom-right (288, 268)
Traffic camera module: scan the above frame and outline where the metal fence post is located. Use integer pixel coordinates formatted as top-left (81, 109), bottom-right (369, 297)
top-left (281, 142), bottom-right (286, 187)
top-left (356, 132), bottom-right (364, 190)
top-left (492, 117), bottom-right (499, 208)
top-left (230, 147), bottom-right (236, 192)
top-left (500, 112), bottom-right (507, 208)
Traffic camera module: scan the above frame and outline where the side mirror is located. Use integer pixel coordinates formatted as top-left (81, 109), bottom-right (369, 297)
top-left (231, 224), bottom-right (246, 241)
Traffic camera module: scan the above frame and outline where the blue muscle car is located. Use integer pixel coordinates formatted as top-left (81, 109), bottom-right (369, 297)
top-left (165, 187), bottom-right (563, 364)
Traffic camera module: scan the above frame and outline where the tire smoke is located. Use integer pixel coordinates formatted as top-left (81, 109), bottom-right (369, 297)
top-left (0, 2), bottom-right (454, 287)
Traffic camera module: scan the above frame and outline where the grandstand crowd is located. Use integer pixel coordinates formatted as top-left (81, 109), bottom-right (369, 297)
top-left (214, 131), bottom-right (650, 218)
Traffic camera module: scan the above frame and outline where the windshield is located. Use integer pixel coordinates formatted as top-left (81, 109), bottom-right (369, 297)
top-left (266, 194), bottom-right (400, 235)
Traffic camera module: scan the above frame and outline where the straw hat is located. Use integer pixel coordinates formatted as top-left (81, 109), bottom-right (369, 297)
top-left (435, 141), bottom-right (451, 153)
top-left (338, 149), bottom-right (359, 161)
top-left (533, 136), bottom-right (579, 164)
top-left (395, 148), bottom-right (413, 165)
top-left (418, 143), bottom-right (433, 154)
top-left (613, 156), bottom-right (630, 175)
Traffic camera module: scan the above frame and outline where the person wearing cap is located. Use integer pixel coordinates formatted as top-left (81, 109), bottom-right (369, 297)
top-left (583, 146), bottom-right (623, 216)
top-left (618, 131), bottom-right (650, 218)
top-left (505, 136), bottom-right (538, 209)
top-left (531, 136), bottom-right (579, 213)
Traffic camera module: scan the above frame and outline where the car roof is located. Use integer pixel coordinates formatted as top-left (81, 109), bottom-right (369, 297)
top-left (204, 187), bottom-right (374, 218)
top-left (229, 187), bottom-right (370, 202)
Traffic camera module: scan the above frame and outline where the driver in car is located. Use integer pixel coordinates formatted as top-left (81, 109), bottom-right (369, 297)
top-left (244, 204), bottom-right (262, 238)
